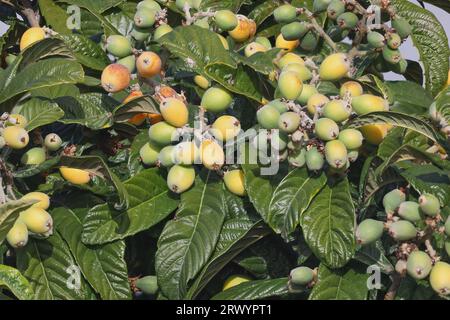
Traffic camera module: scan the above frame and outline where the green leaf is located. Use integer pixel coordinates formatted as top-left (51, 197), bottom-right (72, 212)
top-left (0, 58), bottom-right (84, 105)
top-left (345, 111), bottom-right (445, 146)
top-left (38, 0), bottom-right (71, 34)
top-left (211, 278), bottom-right (289, 300)
top-left (0, 265), bottom-right (34, 300)
top-left (59, 0), bottom-right (125, 14)
top-left (13, 156), bottom-right (61, 179)
top-left (0, 199), bottom-right (36, 245)
top-left (233, 49), bottom-right (281, 76)
top-left (391, 0), bottom-right (449, 96)
top-left (432, 86), bottom-right (450, 126)
top-left (13, 98), bottom-right (65, 131)
top-left (248, 0), bottom-right (283, 26)
top-left (52, 207), bottom-right (131, 300)
top-left (58, 155), bottom-right (129, 209)
top-left (156, 170), bottom-right (227, 299)
top-left (242, 161), bottom-right (288, 223)
top-left (385, 81), bottom-right (432, 114)
top-left (400, 164), bottom-right (450, 206)
top-left (309, 264), bottom-right (369, 300)
top-left (300, 179), bottom-right (356, 268)
top-left (199, 0), bottom-right (246, 12)
top-left (16, 234), bottom-right (95, 300)
top-left (57, 34), bottom-right (110, 71)
top-left (354, 242), bottom-right (394, 275)
top-left (187, 219), bottom-right (270, 299)
top-left (82, 168), bottom-right (179, 244)
top-left (268, 168), bottom-right (327, 239)
top-left (113, 95), bottom-right (160, 123)
top-left (56, 93), bottom-right (118, 130)
top-left (127, 130), bottom-right (148, 176)
top-left (420, 0), bottom-right (450, 13)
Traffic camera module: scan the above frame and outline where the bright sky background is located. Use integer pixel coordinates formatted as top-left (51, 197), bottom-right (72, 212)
top-left (0, 1), bottom-right (448, 81)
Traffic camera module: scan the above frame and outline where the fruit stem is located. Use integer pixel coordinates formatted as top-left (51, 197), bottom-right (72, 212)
top-left (302, 9), bottom-right (338, 52)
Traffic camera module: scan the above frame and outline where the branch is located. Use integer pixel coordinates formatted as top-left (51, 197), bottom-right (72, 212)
top-left (300, 9), bottom-right (338, 52)
top-left (19, 0), bottom-right (40, 27)
top-left (384, 273), bottom-right (401, 300)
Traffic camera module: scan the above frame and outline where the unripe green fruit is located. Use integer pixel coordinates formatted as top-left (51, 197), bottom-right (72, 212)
top-left (190, 0), bottom-right (202, 10)
top-left (418, 193), bottom-right (440, 216)
top-left (445, 240), bottom-right (450, 257)
top-left (201, 87), bottom-right (233, 113)
top-left (288, 148), bottom-right (306, 167)
top-left (382, 47), bottom-right (402, 64)
top-left (5, 53), bottom-right (16, 66)
top-left (6, 220), bottom-right (28, 249)
top-left (319, 53), bottom-right (349, 81)
top-left (307, 93), bottom-right (329, 115)
top-left (430, 262), bottom-right (450, 296)
top-left (392, 17), bottom-right (412, 39)
top-left (215, 10), bottom-right (238, 31)
top-left (339, 81), bottom-right (363, 98)
top-left (140, 142), bottom-right (161, 166)
top-left (134, 8), bottom-right (156, 28)
top-left (386, 33), bottom-right (402, 49)
top-left (267, 99), bottom-right (288, 113)
top-left (282, 63), bottom-right (312, 82)
top-left (322, 99), bottom-right (351, 123)
top-left (367, 31), bottom-right (385, 48)
top-left (21, 192), bottom-right (50, 210)
top-left (351, 94), bottom-right (389, 115)
top-left (296, 84), bottom-right (318, 105)
top-left (406, 251), bottom-right (432, 280)
top-left (313, 0), bottom-right (332, 13)
top-left (3, 126), bottom-right (29, 149)
top-left (136, 276), bottom-right (158, 295)
top-left (389, 220), bottom-right (417, 241)
top-left (445, 216), bottom-right (450, 237)
top-left (160, 98), bottom-right (189, 128)
top-left (255, 37), bottom-right (272, 50)
top-left (299, 32), bottom-right (318, 51)
top-left (397, 201), bottom-right (422, 222)
top-left (306, 147), bottom-right (324, 171)
top-left (277, 53), bottom-right (304, 69)
top-left (257, 105), bottom-right (280, 129)
top-left (290, 267), bottom-right (314, 286)
top-left (0, 137), bottom-right (5, 149)
top-left (278, 112), bottom-right (301, 133)
top-left (278, 71), bottom-right (303, 100)
top-left (44, 133), bottom-right (62, 151)
top-left (167, 165), bottom-right (195, 194)
top-left (20, 207), bottom-right (53, 234)
top-left (154, 24), bottom-right (173, 41)
top-left (148, 121), bottom-right (177, 146)
top-left (158, 145), bottom-right (175, 167)
top-left (131, 27), bottom-right (151, 42)
top-left (281, 22), bottom-right (309, 41)
top-left (200, 140), bottom-right (225, 170)
top-left (137, 0), bottom-right (161, 11)
top-left (173, 141), bottom-right (198, 165)
top-left (244, 42), bottom-right (267, 57)
top-left (176, 0), bottom-right (193, 10)
top-left (325, 140), bottom-right (347, 169)
top-left (315, 118), bottom-right (339, 141)
top-left (347, 149), bottom-right (358, 162)
top-left (21, 147), bottom-right (46, 166)
top-left (194, 17), bottom-right (209, 29)
top-left (106, 35), bottom-right (132, 58)
top-left (356, 219), bottom-right (384, 245)
top-left (336, 12), bottom-right (358, 30)
top-left (117, 55), bottom-right (136, 73)
top-left (273, 4), bottom-right (298, 24)
top-left (338, 129), bottom-right (363, 149)
top-left (212, 115), bottom-right (241, 142)
top-left (383, 189), bottom-right (405, 214)
top-left (390, 58), bottom-right (408, 74)
top-left (223, 169), bottom-right (246, 196)
top-left (327, 0), bottom-right (345, 20)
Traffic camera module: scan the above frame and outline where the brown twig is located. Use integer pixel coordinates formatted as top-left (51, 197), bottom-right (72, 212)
top-left (384, 273), bottom-right (401, 300)
top-left (19, 0), bottom-right (40, 27)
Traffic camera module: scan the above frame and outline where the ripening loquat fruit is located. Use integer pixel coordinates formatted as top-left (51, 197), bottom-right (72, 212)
top-left (137, 51), bottom-right (162, 78)
top-left (59, 167), bottom-right (91, 185)
top-left (101, 64), bottom-right (131, 93)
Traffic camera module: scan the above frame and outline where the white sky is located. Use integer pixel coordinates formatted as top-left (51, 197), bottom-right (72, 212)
top-left (0, 1), bottom-right (448, 81)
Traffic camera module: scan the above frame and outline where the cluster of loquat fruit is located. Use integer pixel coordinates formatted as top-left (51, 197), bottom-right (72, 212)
top-left (356, 189), bottom-right (450, 296)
